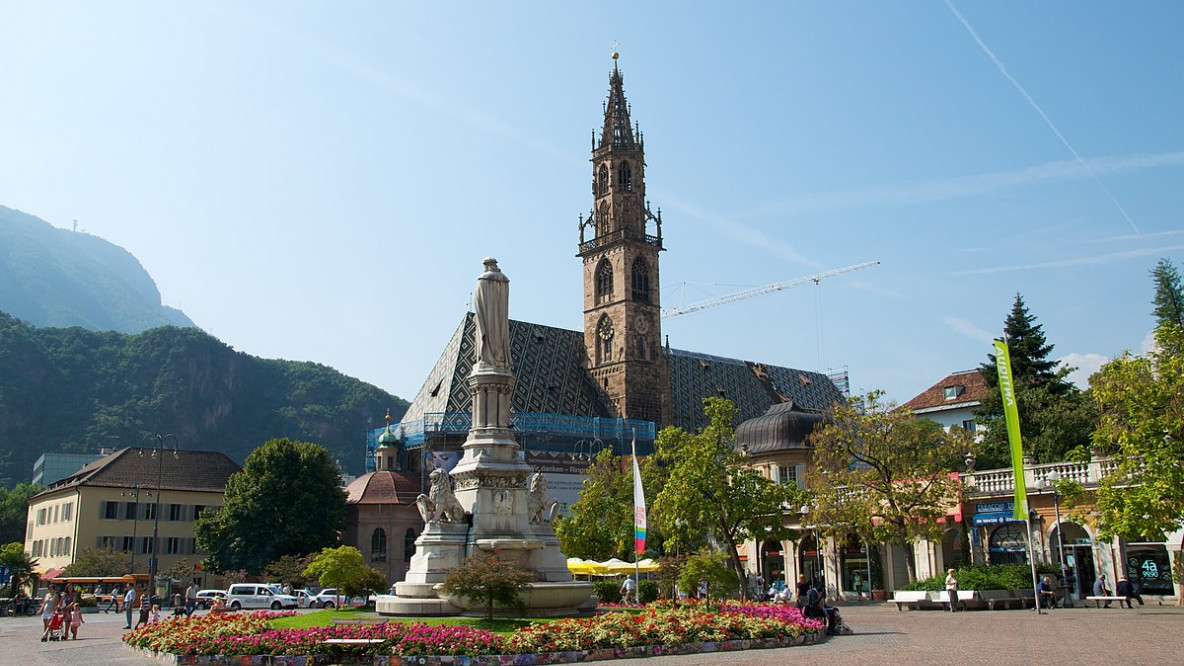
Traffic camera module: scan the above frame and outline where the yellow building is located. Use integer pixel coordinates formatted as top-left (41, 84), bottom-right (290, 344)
top-left (25, 447), bottom-right (240, 584)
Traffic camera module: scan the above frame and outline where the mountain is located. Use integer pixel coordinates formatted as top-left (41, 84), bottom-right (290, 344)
top-left (0, 204), bottom-right (195, 333)
top-left (0, 311), bottom-right (407, 483)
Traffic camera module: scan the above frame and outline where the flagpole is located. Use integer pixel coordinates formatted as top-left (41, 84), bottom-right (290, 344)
top-left (632, 428), bottom-right (642, 601)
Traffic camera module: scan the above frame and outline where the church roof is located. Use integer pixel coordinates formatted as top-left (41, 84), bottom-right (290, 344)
top-left (344, 470), bottom-right (421, 505)
top-left (399, 313), bottom-right (844, 433)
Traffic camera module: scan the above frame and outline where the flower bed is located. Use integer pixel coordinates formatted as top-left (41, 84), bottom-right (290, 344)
top-left (125, 603), bottom-right (822, 664)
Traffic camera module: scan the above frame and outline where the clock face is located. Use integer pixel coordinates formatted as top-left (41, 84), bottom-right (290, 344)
top-left (597, 316), bottom-right (615, 340)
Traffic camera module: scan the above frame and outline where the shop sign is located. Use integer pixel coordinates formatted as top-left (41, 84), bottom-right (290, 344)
top-left (977, 501), bottom-right (1014, 514)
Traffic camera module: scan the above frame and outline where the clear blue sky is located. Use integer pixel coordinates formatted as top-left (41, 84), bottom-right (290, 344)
top-left (2, 1), bottom-right (1181, 407)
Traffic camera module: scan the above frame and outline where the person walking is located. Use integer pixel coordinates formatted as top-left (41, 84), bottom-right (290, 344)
top-left (123, 586), bottom-right (136, 629)
top-left (185, 582), bottom-right (199, 616)
top-left (38, 588), bottom-right (58, 631)
top-left (134, 590), bottom-right (152, 629)
top-left (104, 585), bottom-right (120, 613)
top-left (945, 568), bottom-right (959, 612)
top-left (619, 576), bottom-right (636, 604)
top-left (1116, 576), bottom-right (1145, 608)
top-left (68, 602), bottom-right (84, 640)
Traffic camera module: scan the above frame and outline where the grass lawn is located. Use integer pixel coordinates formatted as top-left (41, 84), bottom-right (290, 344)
top-left (270, 608), bottom-right (559, 635)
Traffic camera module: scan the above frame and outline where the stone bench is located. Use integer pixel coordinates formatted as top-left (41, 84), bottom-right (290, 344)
top-left (1086, 596), bottom-right (1127, 608)
top-left (329, 617), bottom-right (389, 626)
top-left (886, 591), bottom-right (929, 611)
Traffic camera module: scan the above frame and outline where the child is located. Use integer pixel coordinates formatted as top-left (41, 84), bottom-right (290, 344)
top-left (69, 602), bottom-right (84, 640)
top-left (150, 604), bottom-right (161, 624)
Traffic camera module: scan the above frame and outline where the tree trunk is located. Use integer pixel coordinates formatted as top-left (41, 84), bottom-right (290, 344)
top-left (1178, 534), bottom-right (1184, 608)
top-left (722, 527), bottom-right (747, 600)
top-left (903, 544), bottom-right (917, 583)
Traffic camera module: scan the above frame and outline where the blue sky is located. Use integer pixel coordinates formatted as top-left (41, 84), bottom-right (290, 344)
top-left (2, 1), bottom-right (1181, 408)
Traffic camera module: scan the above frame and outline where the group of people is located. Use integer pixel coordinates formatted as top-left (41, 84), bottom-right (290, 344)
top-left (1091, 573), bottom-right (1145, 609)
top-left (795, 574), bottom-right (845, 634)
top-left (37, 584), bottom-right (84, 641)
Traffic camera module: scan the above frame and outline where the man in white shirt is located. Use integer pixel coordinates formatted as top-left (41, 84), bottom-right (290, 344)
top-left (123, 586), bottom-right (137, 629)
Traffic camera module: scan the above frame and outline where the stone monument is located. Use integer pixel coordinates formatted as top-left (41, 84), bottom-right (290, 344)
top-left (377, 258), bottom-right (596, 617)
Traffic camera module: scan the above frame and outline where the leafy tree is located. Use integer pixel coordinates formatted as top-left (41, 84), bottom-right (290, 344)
top-left (264, 553), bottom-right (315, 589)
top-left (1151, 257), bottom-right (1184, 355)
top-left (808, 391), bottom-right (971, 582)
top-left (160, 558), bottom-right (196, 587)
top-left (0, 542), bottom-right (38, 596)
top-left (0, 483), bottom-right (42, 545)
top-left (1090, 323), bottom-right (1184, 606)
top-left (196, 438), bottom-right (345, 574)
top-left (303, 545), bottom-right (386, 602)
top-left (554, 449), bottom-right (632, 560)
top-left (439, 553), bottom-right (533, 620)
top-left (62, 547), bottom-right (130, 577)
top-left (651, 398), bottom-right (803, 593)
top-left (975, 294), bottom-right (1094, 468)
top-left (676, 551), bottom-right (739, 610)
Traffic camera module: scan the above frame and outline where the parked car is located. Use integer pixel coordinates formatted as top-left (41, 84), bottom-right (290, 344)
top-left (225, 584), bottom-right (300, 610)
top-left (195, 590), bottom-right (226, 610)
top-left (308, 588), bottom-right (343, 609)
top-left (293, 589), bottom-right (312, 608)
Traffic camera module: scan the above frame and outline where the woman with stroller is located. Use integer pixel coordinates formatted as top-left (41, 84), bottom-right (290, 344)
top-left (38, 589), bottom-right (58, 631)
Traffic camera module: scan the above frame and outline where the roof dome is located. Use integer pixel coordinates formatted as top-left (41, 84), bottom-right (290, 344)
top-left (734, 401), bottom-right (824, 455)
top-left (344, 470), bottom-right (420, 505)
top-left (377, 427), bottom-right (398, 449)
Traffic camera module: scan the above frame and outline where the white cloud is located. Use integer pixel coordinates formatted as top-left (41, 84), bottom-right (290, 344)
top-left (1057, 353), bottom-right (1109, 389)
top-left (942, 316), bottom-right (995, 344)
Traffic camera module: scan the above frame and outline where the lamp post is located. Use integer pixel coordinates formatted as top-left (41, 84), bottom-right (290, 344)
top-left (145, 434), bottom-right (179, 601)
top-left (120, 488), bottom-right (144, 575)
top-left (1037, 470), bottom-right (1073, 608)
top-left (799, 504), bottom-right (821, 585)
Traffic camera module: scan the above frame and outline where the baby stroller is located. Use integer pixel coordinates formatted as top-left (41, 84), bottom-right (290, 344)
top-left (43, 610), bottom-right (68, 642)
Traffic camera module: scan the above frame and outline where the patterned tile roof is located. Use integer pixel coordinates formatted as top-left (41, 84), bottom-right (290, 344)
top-left (399, 313), bottom-right (844, 433)
top-left (899, 369), bottom-right (989, 413)
top-left (39, 447), bottom-right (241, 496)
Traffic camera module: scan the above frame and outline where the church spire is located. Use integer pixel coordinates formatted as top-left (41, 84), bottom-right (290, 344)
top-left (599, 53), bottom-right (636, 150)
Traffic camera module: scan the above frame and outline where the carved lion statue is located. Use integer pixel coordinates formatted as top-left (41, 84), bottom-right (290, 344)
top-left (415, 468), bottom-right (466, 524)
top-left (527, 471), bottom-right (558, 524)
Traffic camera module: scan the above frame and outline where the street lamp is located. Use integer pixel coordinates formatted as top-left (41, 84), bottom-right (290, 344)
top-left (144, 434), bottom-right (179, 600)
top-left (1036, 470), bottom-right (1073, 608)
top-left (799, 504), bottom-right (821, 585)
top-left (120, 488), bottom-right (146, 575)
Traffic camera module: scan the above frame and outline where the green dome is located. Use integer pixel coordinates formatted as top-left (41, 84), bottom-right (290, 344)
top-left (377, 428), bottom-right (398, 449)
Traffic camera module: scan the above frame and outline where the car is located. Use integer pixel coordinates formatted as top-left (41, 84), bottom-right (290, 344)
top-left (308, 588), bottom-right (343, 609)
top-left (293, 589), bottom-right (312, 608)
top-left (225, 583), bottom-right (300, 610)
top-left (195, 589), bottom-right (226, 610)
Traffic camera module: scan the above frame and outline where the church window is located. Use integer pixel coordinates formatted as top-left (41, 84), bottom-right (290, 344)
top-left (598, 165), bottom-right (609, 196)
top-left (618, 161), bottom-right (632, 192)
top-left (595, 260), bottom-right (613, 304)
top-left (631, 257), bottom-right (650, 303)
top-left (371, 527), bottom-right (387, 562)
top-left (636, 334), bottom-right (648, 360)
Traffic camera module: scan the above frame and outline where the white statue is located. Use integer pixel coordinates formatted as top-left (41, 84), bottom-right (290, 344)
top-left (527, 471), bottom-right (559, 524)
top-left (473, 257), bottom-right (511, 371)
top-left (415, 468), bottom-right (466, 524)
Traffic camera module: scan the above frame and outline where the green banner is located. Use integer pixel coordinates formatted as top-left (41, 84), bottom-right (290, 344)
top-left (993, 340), bottom-right (1028, 520)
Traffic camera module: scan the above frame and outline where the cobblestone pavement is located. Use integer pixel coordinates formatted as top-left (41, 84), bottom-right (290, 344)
top-left (1, 602), bottom-right (1182, 666)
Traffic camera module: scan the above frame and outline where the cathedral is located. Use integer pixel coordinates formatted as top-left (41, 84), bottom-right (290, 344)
top-left (350, 57), bottom-right (845, 584)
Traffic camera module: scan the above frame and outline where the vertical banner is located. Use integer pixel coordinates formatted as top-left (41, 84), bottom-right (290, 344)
top-left (993, 340), bottom-right (1029, 520)
top-left (632, 434), bottom-right (647, 555)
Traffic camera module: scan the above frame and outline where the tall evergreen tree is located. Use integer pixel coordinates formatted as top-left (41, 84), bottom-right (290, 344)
top-left (974, 294), bottom-right (1093, 468)
top-left (1150, 258), bottom-right (1184, 356)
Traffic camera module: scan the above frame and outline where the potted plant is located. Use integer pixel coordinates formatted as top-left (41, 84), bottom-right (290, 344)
top-left (869, 544), bottom-right (886, 601)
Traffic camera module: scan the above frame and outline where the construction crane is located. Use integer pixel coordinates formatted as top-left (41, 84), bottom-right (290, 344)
top-left (660, 261), bottom-right (880, 319)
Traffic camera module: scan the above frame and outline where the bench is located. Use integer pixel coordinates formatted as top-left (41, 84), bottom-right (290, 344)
top-left (1086, 596), bottom-right (1127, 608)
top-left (886, 591), bottom-right (929, 611)
top-left (330, 617), bottom-right (389, 626)
top-left (928, 591), bottom-right (976, 611)
top-left (321, 638), bottom-right (387, 645)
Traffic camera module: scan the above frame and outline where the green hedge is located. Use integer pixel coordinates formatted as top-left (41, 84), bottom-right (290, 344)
top-left (899, 563), bottom-right (1061, 591)
top-left (593, 579), bottom-right (622, 604)
top-left (638, 580), bottom-right (659, 604)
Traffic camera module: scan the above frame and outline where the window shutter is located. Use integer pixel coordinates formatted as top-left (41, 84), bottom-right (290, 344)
top-left (795, 464), bottom-right (807, 489)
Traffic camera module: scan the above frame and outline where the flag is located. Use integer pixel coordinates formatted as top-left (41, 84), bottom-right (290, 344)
top-left (632, 434), bottom-right (646, 555)
top-left (993, 340), bottom-right (1029, 520)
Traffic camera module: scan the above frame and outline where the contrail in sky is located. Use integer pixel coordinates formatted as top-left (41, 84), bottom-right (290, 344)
top-left (945, 0), bottom-right (1141, 235)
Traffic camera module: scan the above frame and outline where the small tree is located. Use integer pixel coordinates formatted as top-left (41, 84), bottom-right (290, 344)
top-left (160, 558), bottom-right (195, 589)
top-left (62, 547), bottom-right (129, 577)
top-left (264, 553), bottom-right (315, 589)
top-left (303, 545), bottom-right (379, 604)
top-left (676, 551), bottom-right (739, 611)
top-left (439, 553), bottom-right (533, 620)
top-left (554, 448), bottom-right (632, 561)
top-left (0, 542), bottom-right (38, 597)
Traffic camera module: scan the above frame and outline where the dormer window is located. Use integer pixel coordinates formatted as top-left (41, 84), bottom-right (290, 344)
top-left (943, 385), bottom-right (965, 400)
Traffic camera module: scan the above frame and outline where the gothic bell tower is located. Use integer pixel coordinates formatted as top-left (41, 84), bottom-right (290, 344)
top-left (578, 53), bottom-right (669, 425)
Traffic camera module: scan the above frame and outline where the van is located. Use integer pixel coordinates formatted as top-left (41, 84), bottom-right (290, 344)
top-left (225, 584), bottom-right (300, 610)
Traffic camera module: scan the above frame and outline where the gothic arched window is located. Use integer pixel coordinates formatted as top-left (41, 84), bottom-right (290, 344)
top-left (618, 161), bottom-right (632, 192)
top-left (636, 334), bottom-right (648, 360)
top-left (595, 259), bottom-right (613, 305)
top-left (631, 257), bottom-right (650, 303)
top-left (404, 528), bottom-right (417, 563)
top-left (598, 164), bottom-right (609, 196)
top-left (371, 527), bottom-right (387, 563)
